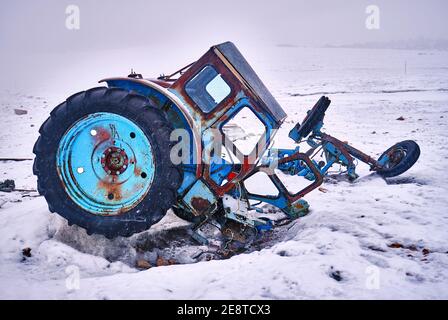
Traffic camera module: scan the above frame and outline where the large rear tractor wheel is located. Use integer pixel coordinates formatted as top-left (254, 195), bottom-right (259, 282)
top-left (33, 87), bottom-right (182, 238)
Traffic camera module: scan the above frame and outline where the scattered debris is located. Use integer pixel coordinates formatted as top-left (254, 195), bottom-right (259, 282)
top-left (405, 272), bottom-right (425, 282)
top-left (388, 242), bottom-right (403, 249)
top-left (14, 109), bottom-right (28, 115)
top-left (329, 267), bottom-right (343, 282)
top-left (156, 256), bottom-right (170, 267)
top-left (388, 242), bottom-right (429, 255)
top-left (21, 194), bottom-right (41, 199)
top-left (22, 247), bottom-right (32, 258)
top-left (0, 179), bottom-right (15, 192)
top-left (136, 259), bottom-right (151, 270)
top-left (396, 116), bottom-right (405, 121)
top-left (368, 245), bottom-right (386, 252)
top-left (406, 245), bottom-right (418, 251)
top-left (318, 187), bottom-right (329, 193)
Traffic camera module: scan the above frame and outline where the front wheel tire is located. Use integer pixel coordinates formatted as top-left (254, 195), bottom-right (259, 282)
top-left (376, 140), bottom-right (420, 178)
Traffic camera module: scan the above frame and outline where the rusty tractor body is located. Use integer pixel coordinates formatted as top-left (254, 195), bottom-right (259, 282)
top-left (33, 42), bottom-right (420, 241)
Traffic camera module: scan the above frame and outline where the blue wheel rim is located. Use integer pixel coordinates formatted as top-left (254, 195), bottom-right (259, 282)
top-left (56, 112), bottom-right (155, 215)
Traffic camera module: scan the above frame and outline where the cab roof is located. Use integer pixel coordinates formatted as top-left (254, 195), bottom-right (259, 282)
top-left (213, 42), bottom-right (287, 122)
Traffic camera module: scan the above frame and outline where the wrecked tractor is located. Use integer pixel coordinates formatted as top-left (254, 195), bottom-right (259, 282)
top-left (33, 42), bottom-right (420, 242)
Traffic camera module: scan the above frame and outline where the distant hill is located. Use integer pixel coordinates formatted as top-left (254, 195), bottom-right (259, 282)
top-left (324, 38), bottom-right (448, 51)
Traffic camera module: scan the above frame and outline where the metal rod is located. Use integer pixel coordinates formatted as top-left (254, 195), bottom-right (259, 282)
top-left (0, 158), bottom-right (33, 161)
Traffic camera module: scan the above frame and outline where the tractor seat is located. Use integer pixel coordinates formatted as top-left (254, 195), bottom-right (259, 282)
top-left (289, 96), bottom-right (331, 142)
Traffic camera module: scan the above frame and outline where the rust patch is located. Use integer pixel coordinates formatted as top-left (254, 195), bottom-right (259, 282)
top-left (92, 126), bottom-right (111, 143)
top-left (136, 259), bottom-right (151, 269)
top-left (388, 242), bottom-right (403, 249)
top-left (388, 242), bottom-right (419, 252)
top-left (191, 197), bottom-right (211, 215)
top-left (133, 165), bottom-right (142, 177)
top-left (156, 256), bottom-right (170, 267)
top-left (97, 178), bottom-right (123, 202)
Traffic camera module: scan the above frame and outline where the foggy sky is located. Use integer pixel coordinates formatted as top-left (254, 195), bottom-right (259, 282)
top-left (1, 0), bottom-right (447, 54)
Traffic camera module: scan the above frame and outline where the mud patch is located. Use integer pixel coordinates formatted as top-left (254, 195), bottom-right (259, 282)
top-left (51, 210), bottom-right (290, 270)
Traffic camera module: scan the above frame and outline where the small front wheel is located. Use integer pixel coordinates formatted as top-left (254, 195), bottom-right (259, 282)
top-left (376, 140), bottom-right (420, 178)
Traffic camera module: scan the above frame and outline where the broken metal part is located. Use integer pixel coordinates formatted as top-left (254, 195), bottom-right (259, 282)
top-left (285, 199), bottom-right (310, 219)
top-left (128, 69), bottom-right (143, 79)
top-left (182, 179), bottom-right (218, 216)
top-left (188, 228), bottom-right (209, 245)
top-left (157, 62), bottom-right (195, 82)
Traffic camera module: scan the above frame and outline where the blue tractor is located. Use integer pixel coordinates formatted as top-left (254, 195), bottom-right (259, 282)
top-left (33, 42), bottom-right (420, 240)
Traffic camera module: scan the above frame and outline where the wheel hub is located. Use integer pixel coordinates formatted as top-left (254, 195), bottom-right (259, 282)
top-left (387, 148), bottom-right (406, 168)
top-left (101, 147), bottom-right (129, 175)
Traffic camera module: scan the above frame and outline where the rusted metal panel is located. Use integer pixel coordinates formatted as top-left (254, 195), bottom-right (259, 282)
top-left (182, 179), bottom-right (217, 216)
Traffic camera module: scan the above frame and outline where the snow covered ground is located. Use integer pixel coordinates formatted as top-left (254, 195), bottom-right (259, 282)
top-left (1, 46), bottom-right (447, 299)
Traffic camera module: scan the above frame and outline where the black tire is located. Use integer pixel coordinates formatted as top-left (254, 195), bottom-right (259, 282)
top-left (33, 87), bottom-right (183, 238)
top-left (376, 140), bottom-right (420, 178)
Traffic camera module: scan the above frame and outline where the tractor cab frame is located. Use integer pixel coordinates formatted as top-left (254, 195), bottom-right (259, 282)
top-left (102, 42), bottom-right (321, 227)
